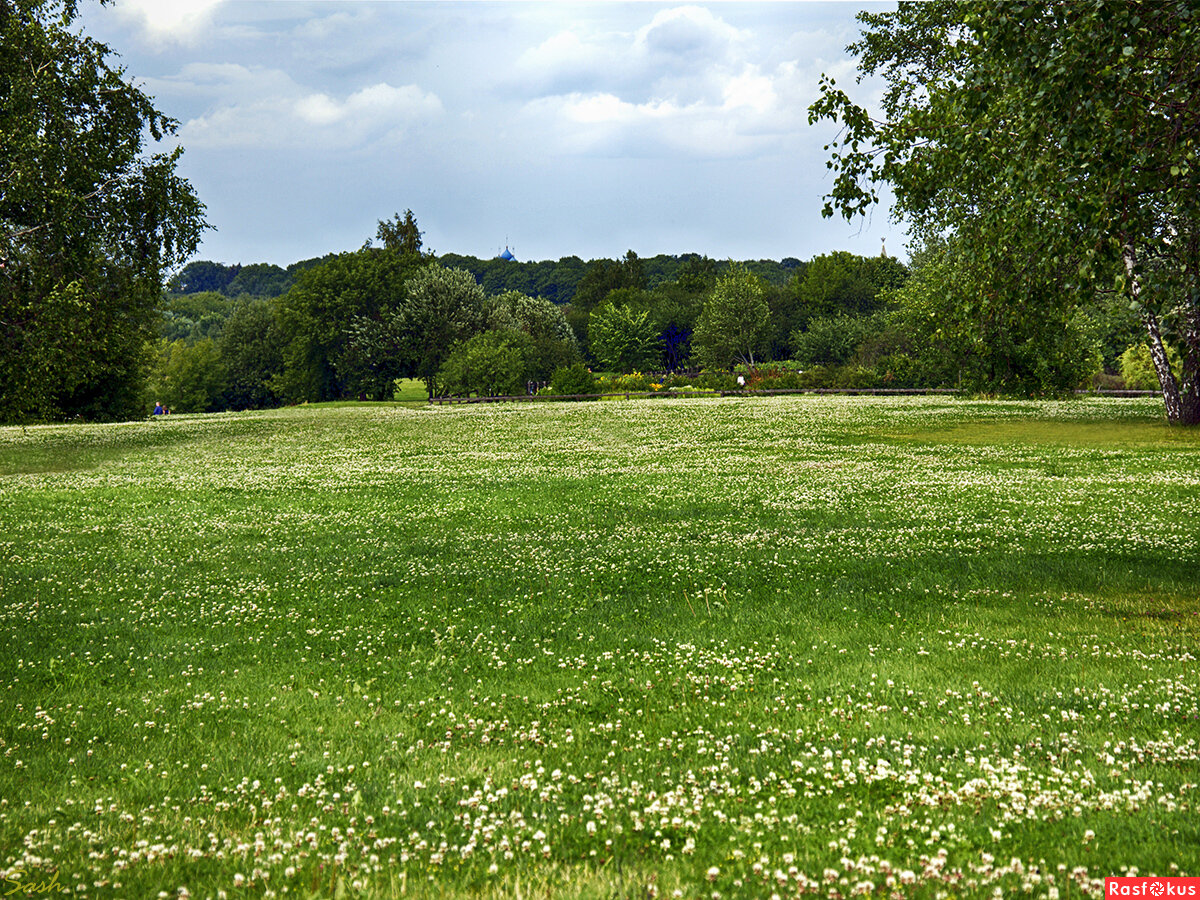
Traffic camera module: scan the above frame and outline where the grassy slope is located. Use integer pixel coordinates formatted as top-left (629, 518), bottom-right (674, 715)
top-left (0, 396), bottom-right (1197, 898)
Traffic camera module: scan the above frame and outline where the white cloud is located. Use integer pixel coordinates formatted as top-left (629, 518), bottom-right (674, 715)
top-left (296, 83), bottom-right (443, 126)
top-left (111, 0), bottom-right (224, 46)
top-left (635, 5), bottom-right (746, 64)
top-left (519, 30), bottom-right (592, 72)
top-left (512, 5), bottom-right (747, 104)
top-left (294, 93), bottom-right (344, 127)
top-left (514, 28), bottom-right (625, 97)
top-left (525, 91), bottom-right (771, 161)
top-left (722, 67), bottom-right (777, 115)
top-left (293, 9), bottom-right (372, 42)
top-left (82, 0), bottom-right (903, 265)
top-left (508, 6), bottom-right (846, 161)
top-left (171, 65), bottom-right (442, 150)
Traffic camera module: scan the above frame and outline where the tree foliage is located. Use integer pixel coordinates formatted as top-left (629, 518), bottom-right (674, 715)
top-left (795, 252), bottom-right (906, 323)
top-left (548, 362), bottom-right (597, 397)
top-left (167, 260), bottom-right (240, 295)
top-left (572, 251), bottom-right (648, 317)
top-left (226, 263), bottom-right (290, 299)
top-left (382, 263), bottom-right (486, 398)
top-left (161, 291), bottom-right (234, 343)
top-left (810, 0), bottom-right (1200, 422)
top-left (273, 248), bottom-right (417, 402)
top-left (147, 338), bottom-right (226, 414)
top-left (0, 0), bottom-right (206, 422)
top-left (692, 263), bottom-right (771, 371)
top-left (792, 311), bottom-right (889, 369)
top-left (1120, 342), bottom-right (1181, 392)
top-left (588, 301), bottom-right (661, 373)
top-left (218, 299), bottom-right (282, 410)
top-left (437, 329), bottom-right (534, 398)
top-left (484, 290), bottom-right (579, 381)
top-left (374, 209), bottom-right (424, 256)
top-left (888, 238), bottom-right (1102, 394)
top-left (485, 290), bottom-right (576, 347)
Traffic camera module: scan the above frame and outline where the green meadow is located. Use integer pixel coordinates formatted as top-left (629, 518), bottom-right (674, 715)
top-left (1, 396), bottom-right (1197, 899)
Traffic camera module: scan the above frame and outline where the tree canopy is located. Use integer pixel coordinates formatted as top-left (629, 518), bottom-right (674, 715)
top-left (273, 247), bottom-right (418, 402)
top-left (390, 263), bottom-right (487, 398)
top-left (588, 301), bottom-right (661, 374)
top-left (0, 0), bottom-right (206, 422)
top-left (810, 0), bottom-right (1200, 421)
top-left (374, 209), bottom-right (425, 257)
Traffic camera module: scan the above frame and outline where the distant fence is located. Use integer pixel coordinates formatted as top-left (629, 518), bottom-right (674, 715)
top-left (430, 387), bottom-right (1156, 406)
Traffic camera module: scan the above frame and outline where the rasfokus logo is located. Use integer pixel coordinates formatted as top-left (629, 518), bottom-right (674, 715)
top-left (1106, 878), bottom-right (1200, 897)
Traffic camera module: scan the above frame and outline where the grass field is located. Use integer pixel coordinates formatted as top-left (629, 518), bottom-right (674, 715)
top-left (1, 396), bottom-right (1197, 899)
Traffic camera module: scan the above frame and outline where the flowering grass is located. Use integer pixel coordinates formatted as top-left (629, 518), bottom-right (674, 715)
top-left (1, 395), bottom-right (1197, 899)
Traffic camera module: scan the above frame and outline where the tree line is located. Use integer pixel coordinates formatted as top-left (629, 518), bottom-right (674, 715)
top-left (1, 0), bottom-right (1187, 423)
top-left (145, 209), bottom-right (1154, 413)
top-left (166, 252), bottom-right (803, 308)
top-left (147, 217), bottom-right (912, 411)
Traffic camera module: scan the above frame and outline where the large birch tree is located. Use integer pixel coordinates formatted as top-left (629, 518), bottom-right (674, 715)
top-left (810, 1), bottom-right (1200, 424)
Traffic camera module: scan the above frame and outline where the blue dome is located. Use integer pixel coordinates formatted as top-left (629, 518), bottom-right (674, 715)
top-left (498, 247), bottom-right (515, 261)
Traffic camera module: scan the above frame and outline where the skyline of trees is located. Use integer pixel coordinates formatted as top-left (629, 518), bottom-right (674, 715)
top-left (144, 230), bottom-right (915, 412)
top-left (145, 218), bottom-right (1162, 413)
top-left (35, 201), bottom-right (1162, 418)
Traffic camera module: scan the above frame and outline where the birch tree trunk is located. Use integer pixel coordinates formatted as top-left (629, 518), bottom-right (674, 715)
top-left (1179, 315), bottom-right (1200, 426)
top-left (1122, 245), bottom-right (1185, 424)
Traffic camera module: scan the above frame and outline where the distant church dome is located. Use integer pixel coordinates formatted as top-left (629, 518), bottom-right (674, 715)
top-left (498, 246), bottom-right (516, 262)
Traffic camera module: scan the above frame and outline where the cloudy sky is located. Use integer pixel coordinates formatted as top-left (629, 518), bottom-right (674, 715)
top-left (78, 1), bottom-right (900, 268)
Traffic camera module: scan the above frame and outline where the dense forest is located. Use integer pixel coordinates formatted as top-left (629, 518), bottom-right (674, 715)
top-left (164, 252), bottom-right (804, 307)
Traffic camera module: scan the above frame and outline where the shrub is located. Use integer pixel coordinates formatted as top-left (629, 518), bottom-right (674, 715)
top-left (1119, 342), bottom-right (1180, 391)
top-left (596, 372), bottom-right (652, 393)
top-left (791, 313), bottom-right (878, 367)
top-left (796, 366), bottom-right (835, 389)
top-left (438, 329), bottom-right (533, 397)
top-left (834, 365), bottom-right (882, 389)
top-left (753, 370), bottom-right (803, 390)
top-left (1091, 372), bottom-right (1126, 391)
top-left (691, 371), bottom-right (738, 392)
top-left (872, 353), bottom-right (926, 389)
top-left (548, 363), bottom-right (598, 397)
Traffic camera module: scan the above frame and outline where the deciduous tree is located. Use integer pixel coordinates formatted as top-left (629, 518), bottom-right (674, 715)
top-left (0, 0), bottom-right (206, 422)
top-left (147, 338), bottom-right (226, 413)
top-left (438, 329), bottom-right (533, 398)
top-left (691, 263), bottom-right (770, 371)
top-left (218, 299), bottom-right (283, 410)
top-left (485, 290), bottom-right (579, 380)
top-left (388, 263), bottom-right (486, 398)
top-left (588, 301), bottom-right (661, 373)
top-left (274, 247), bottom-right (418, 402)
top-left (374, 210), bottom-right (424, 257)
top-left (810, 1), bottom-right (1200, 423)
